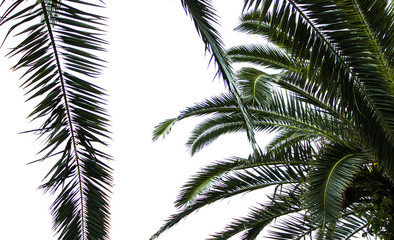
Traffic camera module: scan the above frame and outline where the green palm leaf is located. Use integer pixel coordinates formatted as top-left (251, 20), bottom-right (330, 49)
top-left (180, 0), bottom-right (258, 148)
top-left (152, 93), bottom-right (237, 141)
top-left (0, 1), bottom-right (111, 239)
top-left (305, 143), bottom-right (365, 227)
top-left (236, 67), bottom-right (273, 105)
top-left (267, 214), bottom-right (316, 240)
top-left (150, 162), bottom-right (305, 240)
top-left (208, 188), bottom-right (304, 240)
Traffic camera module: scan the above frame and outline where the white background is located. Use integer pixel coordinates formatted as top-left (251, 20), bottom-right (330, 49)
top-left (0, 1), bottom-right (271, 239)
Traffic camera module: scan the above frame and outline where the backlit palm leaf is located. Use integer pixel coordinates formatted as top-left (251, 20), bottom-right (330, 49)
top-left (180, 0), bottom-right (258, 148)
top-left (0, 1), bottom-right (111, 239)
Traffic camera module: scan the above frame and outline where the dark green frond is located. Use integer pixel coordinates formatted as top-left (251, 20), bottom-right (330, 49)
top-left (267, 214), bottom-right (316, 240)
top-left (181, 0), bottom-right (258, 148)
top-left (236, 67), bottom-right (273, 105)
top-left (175, 157), bottom-right (246, 207)
top-left (152, 93), bottom-right (237, 141)
top-left (151, 161), bottom-right (305, 240)
top-left (330, 213), bottom-right (368, 240)
top-left (0, 1), bottom-right (111, 239)
top-left (229, 44), bottom-right (296, 71)
top-left (152, 118), bottom-right (177, 141)
top-left (208, 188), bottom-right (303, 240)
top-left (187, 114), bottom-right (245, 155)
top-left (305, 143), bottom-right (365, 227)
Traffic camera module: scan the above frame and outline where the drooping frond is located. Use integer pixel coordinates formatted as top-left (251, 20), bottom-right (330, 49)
top-left (177, 138), bottom-right (314, 208)
top-left (0, 1), bottom-right (111, 239)
top-left (305, 143), bottom-right (365, 227)
top-left (175, 157), bottom-right (247, 207)
top-left (329, 212), bottom-right (368, 240)
top-left (180, 0), bottom-right (258, 148)
top-left (228, 44), bottom-right (298, 72)
top-left (150, 164), bottom-right (304, 240)
top-left (151, 141), bottom-right (311, 239)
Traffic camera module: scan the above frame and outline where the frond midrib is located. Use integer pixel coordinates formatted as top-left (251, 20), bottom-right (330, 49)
top-left (322, 153), bottom-right (356, 221)
top-left (351, 0), bottom-right (394, 89)
top-left (41, 2), bottom-right (86, 239)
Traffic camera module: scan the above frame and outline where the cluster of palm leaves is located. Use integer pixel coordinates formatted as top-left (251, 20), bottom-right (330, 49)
top-left (152, 0), bottom-right (394, 239)
top-left (1, 0), bottom-right (393, 239)
top-left (1, 0), bottom-right (250, 239)
top-left (1, 0), bottom-right (111, 239)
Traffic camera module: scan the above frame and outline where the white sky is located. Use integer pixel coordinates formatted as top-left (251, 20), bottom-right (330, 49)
top-left (0, 1), bottom-right (272, 239)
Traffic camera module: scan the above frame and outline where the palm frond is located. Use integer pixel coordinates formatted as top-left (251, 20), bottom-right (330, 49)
top-left (208, 187), bottom-right (303, 240)
top-left (152, 93), bottom-right (237, 141)
top-left (181, 0), bottom-right (258, 148)
top-left (236, 67), bottom-right (274, 106)
top-left (175, 157), bottom-right (246, 207)
top-left (267, 214), bottom-right (316, 240)
top-left (151, 155), bottom-right (306, 240)
top-left (181, 86), bottom-right (346, 154)
top-left (305, 143), bottom-right (365, 228)
top-left (152, 0), bottom-right (394, 238)
top-left (229, 44), bottom-right (297, 71)
top-left (0, 1), bottom-right (111, 239)
top-left (187, 114), bottom-right (246, 155)
top-left (331, 213), bottom-right (368, 240)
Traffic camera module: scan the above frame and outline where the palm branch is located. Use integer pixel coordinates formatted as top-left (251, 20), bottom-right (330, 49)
top-left (180, 0), bottom-right (259, 149)
top-left (0, 1), bottom-right (111, 239)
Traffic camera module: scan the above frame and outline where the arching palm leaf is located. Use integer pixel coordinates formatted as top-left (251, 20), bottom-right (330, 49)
top-left (305, 143), bottom-right (365, 227)
top-left (208, 187), bottom-right (305, 240)
top-left (150, 155), bottom-right (308, 240)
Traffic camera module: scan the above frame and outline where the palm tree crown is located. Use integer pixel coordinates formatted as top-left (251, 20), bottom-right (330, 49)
top-left (152, 0), bottom-right (394, 239)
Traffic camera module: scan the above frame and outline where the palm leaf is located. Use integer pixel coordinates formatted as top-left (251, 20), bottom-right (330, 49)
top-left (330, 213), bottom-right (368, 240)
top-left (0, 1), bottom-right (111, 239)
top-left (236, 67), bottom-right (273, 106)
top-left (152, 92), bottom-right (237, 140)
top-left (152, 0), bottom-right (394, 238)
top-left (228, 44), bottom-right (299, 72)
top-left (180, 0), bottom-right (258, 148)
top-left (267, 214), bottom-right (316, 240)
top-left (208, 187), bottom-right (304, 240)
top-left (305, 143), bottom-right (365, 227)
top-left (151, 144), bottom-right (310, 240)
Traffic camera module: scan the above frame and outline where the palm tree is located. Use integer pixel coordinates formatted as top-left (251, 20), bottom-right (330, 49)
top-left (151, 0), bottom-right (394, 239)
top-left (1, 1), bottom-right (112, 239)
